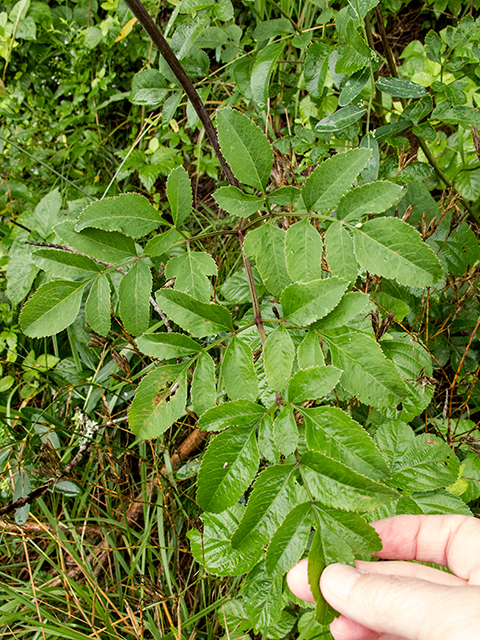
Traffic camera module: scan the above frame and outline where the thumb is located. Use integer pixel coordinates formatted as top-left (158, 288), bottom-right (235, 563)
top-left (320, 564), bottom-right (480, 640)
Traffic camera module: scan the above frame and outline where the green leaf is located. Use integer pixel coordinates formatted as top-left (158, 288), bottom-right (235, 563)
top-left (250, 42), bottom-right (284, 110)
top-left (128, 364), bottom-right (188, 440)
top-left (267, 186), bottom-right (301, 206)
top-left (263, 325), bottom-right (295, 392)
top-left (337, 182), bottom-right (404, 222)
top-left (244, 223), bottom-right (290, 297)
top-left (303, 406), bottom-right (390, 481)
top-left (242, 562), bottom-right (283, 633)
top-left (301, 450), bottom-right (399, 511)
top-left (136, 333), bottom-right (202, 360)
top-left (197, 424), bottom-right (260, 512)
top-left (191, 352), bottom-right (216, 417)
top-left (54, 221), bottom-right (137, 263)
top-left (315, 105), bottom-right (366, 134)
top-left (188, 504), bottom-right (262, 576)
top-left (339, 66), bottom-right (370, 106)
top-left (375, 421), bottom-right (459, 492)
top-left (76, 193), bottom-right (163, 238)
top-left (165, 251), bottom-right (216, 302)
top-left (353, 217), bottom-right (443, 287)
top-left (31, 249), bottom-right (103, 279)
top-left (305, 43), bottom-right (329, 99)
top-left (167, 166), bottom-right (193, 228)
top-left (130, 69), bottom-right (168, 106)
top-left (252, 18), bottom-right (294, 41)
top-left (144, 228), bottom-right (182, 257)
top-left (222, 336), bottom-right (258, 401)
top-left (288, 365), bottom-right (341, 404)
top-left (315, 503), bottom-right (382, 554)
top-left (425, 30), bottom-right (444, 64)
top-left (85, 274), bottom-right (111, 336)
top-left (265, 503), bottom-right (313, 578)
top-left (324, 328), bottom-right (408, 408)
top-left (360, 134), bottom-right (380, 183)
top-left (155, 289), bottom-right (233, 338)
top-left (302, 148), bottom-right (371, 212)
top-left (308, 530), bottom-right (334, 625)
top-left (217, 108), bottom-right (273, 193)
top-left (297, 330), bottom-right (324, 369)
top-left (281, 277), bottom-right (349, 326)
top-left (431, 104), bottom-right (480, 126)
top-left (118, 260), bottom-right (152, 336)
top-left (324, 222), bottom-right (358, 282)
top-left (213, 186), bottom-right (264, 217)
top-left (376, 77), bottom-right (427, 98)
top-left (314, 291), bottom-right (370, 330)
top-left (231, 464), bottom-right (297, 552)
top-left (20, 280), bottom-right (87, 338)
top-left (273, 405), bottom-right (298, 456)
top-left (285, 218), bottom-right (323, 283)
top-left (397, 490), bottom-right (472, 517)
top-left (258, 415), bottom-right (280, 464)
top-left (220, 266), bottom-right (266, 303)
top-left (197, 400), bottom-right (266, 432)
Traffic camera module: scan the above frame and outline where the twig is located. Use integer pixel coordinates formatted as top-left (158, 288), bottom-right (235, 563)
top-left (1, 215), bottom-right (31, 233)
top-left (25, 241), bottom-right (127, 273)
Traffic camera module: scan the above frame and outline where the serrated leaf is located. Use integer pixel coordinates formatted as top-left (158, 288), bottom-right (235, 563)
top-left (167, 166), bottom-right (192, 227)
top-left (54, 220), bottom-right (137, 263)
top-left (20, 280), bottom-right (87, 338)
top-left (425, 30), bottom-right (443, 64)
top-left (324, 222), bottom-right (358, 282)
top-left (198, 400), bottom-right (266, 432)
top-left (315, 105), bottom-right (366, 134)
top-left (252, 18), bottom-right (294, 40)
top-left (281, 277), bottom-right (349, 326)
top-left (144, 228), bottom-right (182, 257)
top-left (267, 186), bottom-right (301, 206)
top-left (165, 251), bottom-right (216, 302)
top-left (213, 186), bottom-right (264, 217)
top-left (263, 325), bottom-right (295, 392)
top-left (31, 249), bottom-right (103, 279)
top-left (242, 562), bottom-right (283, 633)
top-left (273, 405), bottom-right (298, 456)
top-left (188, 504), bottom-right (262, 576)
top-left (314, 291), bottom-right (370, 330)
top-left (191, 352), bottom-right (216, 416)
top-left (339, 66), bottom-right (370, 106)
top-left (251, 42), bottom-right (284, 110)
top-left (128, 364), bottom-right (188, 440)
top-left (324, 328), bottom-right (408, 408)
top-left (197, 424), bottom-right (260, 512)
top-left (285, 218), bottom-right (323, 283)
top-left (76, 193), bottom-right (163, 238)
top-left (130, 68), bottom-right (168, 106)
top-left (222, 336), bottom-right (258, 401)
top-left (353, 217), bottom-right (443, 287)
top-left (155, 289), bottom-right (233, 338)
top-left (337, 182), bottom-right (404, 222)
top-left (308, 530), bottom-right (334, 625)
top-left (136, 333), bottom-right (202, 359)
top-left (258, 414), bottom-right (280, 464)
top-left (398, 490), bottom-right (472, 516)
top-left (305, 43), bottom-right (329, 99)
top-left (217, 108), bottom-right (273, 192)
top-left (302, 148), bottom-right (371, 213)
top-left (288, 365), bottom-right (341, 404)
top-left (301, 450), bottom-right (399, 511)
top-left (231, 464), bottom-right (297, 552)
top-left (315, 503), bottom-right (382, 554)
top-left (244, 223), bottom-right (289, 297)
top-left (85, 274), bottom-right (111, 336)
top-left (302, 406), bottom-right (390, 481)
top-left (297, 330), bottom-right (324, 369)
top-left (377, 77), bottom-right (427, 98)
top-left (118, 260), bottom-right (152, 336)
top-left (265, 502), bottom-right (313, 578)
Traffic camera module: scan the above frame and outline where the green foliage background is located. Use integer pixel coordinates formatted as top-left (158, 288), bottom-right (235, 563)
top-left (0, 0), bottom-right (480, 638)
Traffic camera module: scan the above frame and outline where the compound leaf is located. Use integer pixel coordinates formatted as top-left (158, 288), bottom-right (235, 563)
top-left (191, 352), bottom-right (216, 417)
top-left (285, 218), bottom-right (323, 283)
top-left (288, 365), bottom-right (342, 404)
top-left (263, 325), bottom-right (295, 392)
top-left (281, 277), bottom-right (349, 326)
top-left (222, 336), bottom-right (258, 401)
top-left (85, 273), bottom-right (111, 336)
top-left (167, 166), bottom-right (193, 228)
top-left (265, 502), bottom-right (314, 578)
top-left (118, 260), bottom-right (152, 336)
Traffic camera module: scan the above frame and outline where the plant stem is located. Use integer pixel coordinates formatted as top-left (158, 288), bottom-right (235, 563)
top-left (122, 0), bottom-right (239, 188)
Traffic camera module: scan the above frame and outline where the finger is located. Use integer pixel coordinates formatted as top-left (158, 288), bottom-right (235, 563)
top-left (320, 563), bottom-right (480, 640)
top-left (330, 615), bottom-right (402, 640)
top-left (370, 515), bottom-right (480, 581)
top-left (287, 558), bottom-right (313, 602)
top-left (355, 560), bottom-right (465, 586)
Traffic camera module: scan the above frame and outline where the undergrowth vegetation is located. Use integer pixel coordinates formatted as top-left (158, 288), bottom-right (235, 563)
top-left (0, 0), bottom-right (480, 638)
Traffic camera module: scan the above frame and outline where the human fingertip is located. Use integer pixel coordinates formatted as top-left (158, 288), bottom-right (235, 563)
top-left (320, 564), bottom-right (365, 604)
top-left (286, 558), bottom-right (315, 602)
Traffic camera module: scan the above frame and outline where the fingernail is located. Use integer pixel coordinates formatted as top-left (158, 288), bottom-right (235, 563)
top-left (321, 564), bottom-right (365, 602)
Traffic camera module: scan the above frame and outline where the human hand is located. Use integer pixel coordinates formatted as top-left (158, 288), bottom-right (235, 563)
top-left (287, 514), bottom-right (480, 640)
